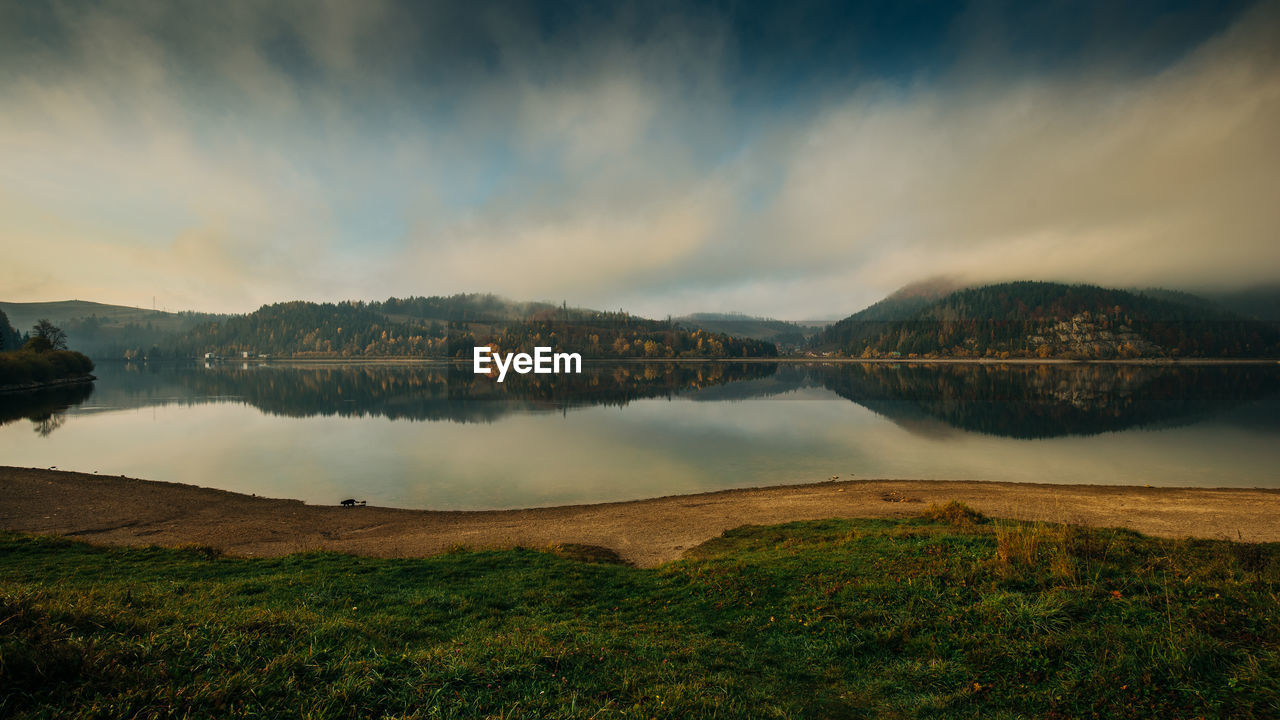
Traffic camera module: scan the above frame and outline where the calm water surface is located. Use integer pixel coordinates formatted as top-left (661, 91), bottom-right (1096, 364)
top-left (2, 361), bottom-right (1277, 509)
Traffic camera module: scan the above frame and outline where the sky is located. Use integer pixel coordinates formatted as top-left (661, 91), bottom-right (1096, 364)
top-left (1, 0), bottom-right (1277, 320)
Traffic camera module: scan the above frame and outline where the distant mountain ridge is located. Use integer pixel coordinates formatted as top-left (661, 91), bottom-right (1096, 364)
top-left (159, 296), bottom-right (777, 360)
top-left (0, 300), bottom-right (224, 360)
top-left (812, 281), bottom-right (1280, 359)
top-left (675, 313), bottom-right (810, 346)
top-left (0, 295), bottom-right (602, 360)
top-left (8, 281), bottom-right (1280, 361)
top-left (0, 300), bottom-right (176, 328)
top-left (371, 294), bottom-right (562, 323)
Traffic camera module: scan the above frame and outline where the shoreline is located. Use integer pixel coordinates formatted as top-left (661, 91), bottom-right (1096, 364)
top-left (3, 466), bottom-right (1277, 566)
top-left (0, 373), bottom-right (96, 395)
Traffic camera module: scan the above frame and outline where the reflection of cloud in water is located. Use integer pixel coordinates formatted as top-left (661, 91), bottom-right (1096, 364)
top-left (876, 412), bottom-right (964, 441)
top-left (65, 361), bottom-right (1280, 440)
top-left (1, 361), bottom-right (1277, 508)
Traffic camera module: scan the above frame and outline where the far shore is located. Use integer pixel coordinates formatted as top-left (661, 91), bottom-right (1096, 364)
top-left (3, 466), bottom-right (1277, 567)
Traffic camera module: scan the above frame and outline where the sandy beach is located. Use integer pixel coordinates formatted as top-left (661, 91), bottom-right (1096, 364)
top-left (2, 465), bottom-right (1277, 566)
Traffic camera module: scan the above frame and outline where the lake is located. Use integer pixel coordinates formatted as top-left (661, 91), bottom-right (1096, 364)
top-left (2, 360), bottom-right (1277, 509)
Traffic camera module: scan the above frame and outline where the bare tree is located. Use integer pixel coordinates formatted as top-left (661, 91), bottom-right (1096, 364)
top-left (31, 319), bottom-right (68, 351)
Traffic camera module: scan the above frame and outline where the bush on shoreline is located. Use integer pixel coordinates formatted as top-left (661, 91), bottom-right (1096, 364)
top-left (0, 349), bottom-right (95, 388)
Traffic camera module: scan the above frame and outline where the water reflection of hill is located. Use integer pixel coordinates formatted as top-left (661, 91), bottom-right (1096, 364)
top-left (0, 383), bottom-right (95, 436)
top-left (83, 362), bottom-right (780, 423)
top-left (813, 363), bottom-right (1280, 439)
top-left (682, 364), bottom-right (820, 401)
top-left (42, 361), bottom-right (1280, 439)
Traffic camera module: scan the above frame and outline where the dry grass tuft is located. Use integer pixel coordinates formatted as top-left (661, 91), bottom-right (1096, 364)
top-left (545, 543), bottom-right (629, 565)
top-left (993, 523), bottom-right (1089, 581)
top-left (920, 501), bottom-right (987, 526)
top-left (995, 524), bottom-right (1040, 565)
top-left (172, 543), bottom-right (222, 559)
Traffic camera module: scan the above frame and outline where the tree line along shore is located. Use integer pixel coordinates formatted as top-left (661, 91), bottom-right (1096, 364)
top-left (0, 313), bottom-right (94, 392)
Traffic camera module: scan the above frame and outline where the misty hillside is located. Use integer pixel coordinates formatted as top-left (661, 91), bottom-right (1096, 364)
top-left (840, 277), bottom-right (969, 322)
top-left (0, 300), bottom-right (224, 359)
top-left (0, 301), bottom-right (187, 333)
top-left (812, 281), bottom-right (1280, 359)
top-left (371, 294), bottom-right (563, 323)
top-left (1206, 286), bottom-right (1280, 323)
top-left (676, 313), bottom-right (810, 346)
top-left (1133, 286), bottom-right (1280, 323)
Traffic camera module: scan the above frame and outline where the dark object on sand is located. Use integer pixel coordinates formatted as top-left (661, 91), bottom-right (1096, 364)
top-left (340, 499), bottom-right (367, 508)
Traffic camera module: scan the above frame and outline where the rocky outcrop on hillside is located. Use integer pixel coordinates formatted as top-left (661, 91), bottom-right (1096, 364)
top-left (1027, 312), bottom-right (1162, 359)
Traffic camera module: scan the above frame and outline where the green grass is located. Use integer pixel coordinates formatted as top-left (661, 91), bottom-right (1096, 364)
top-left (1, 508), bottom-right (1277, 719)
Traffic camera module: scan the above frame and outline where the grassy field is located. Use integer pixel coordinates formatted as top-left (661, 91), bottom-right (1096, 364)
top-left (2, 504), bottom-right (1277, 719)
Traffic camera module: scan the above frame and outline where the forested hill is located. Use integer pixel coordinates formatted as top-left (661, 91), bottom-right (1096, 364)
top-left (169, 301), bottom-right (443, 358)
top-left (812, 281), bottom-right (1280, 359)
top-left (839, 276), bottom-right (967, 323)
top-left (675, 313), bottom-right (808, 346)
top-left (479, 312), bottom-right (777, 359)
top-left (371, 294), bottom-right (559, 322)
top-left (161, 297), bottom-right (777, 360)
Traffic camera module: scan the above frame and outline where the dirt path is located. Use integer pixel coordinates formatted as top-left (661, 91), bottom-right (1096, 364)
top-left (2, 466), bottom-right (1276, 566)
